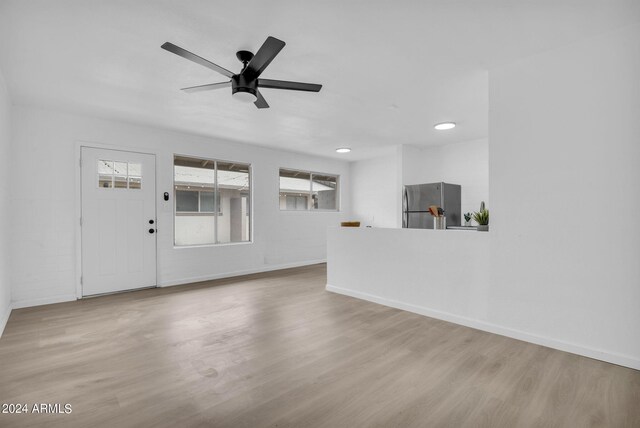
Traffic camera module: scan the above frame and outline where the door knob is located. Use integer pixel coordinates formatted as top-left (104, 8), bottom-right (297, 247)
top-left (149, 219), bottom-right (155, 224)
top-left (148, 228), bottom-right (155, 234)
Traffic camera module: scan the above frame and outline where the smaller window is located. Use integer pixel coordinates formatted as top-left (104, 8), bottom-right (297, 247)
top-left (279, 168), bottom-right (339, 211)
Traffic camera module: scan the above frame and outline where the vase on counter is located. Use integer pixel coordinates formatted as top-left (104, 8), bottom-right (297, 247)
top-left (477, 225), bottom-right (489, 232)
top-left (464, 220), bottom-right (472, 227)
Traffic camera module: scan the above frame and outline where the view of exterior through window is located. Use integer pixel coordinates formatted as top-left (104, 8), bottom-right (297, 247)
top-left (174, 155), bottom-right (250, 246)
top-left (97, 160), bottom-right (142, 189)
top-left (279, 168), bottom-right (338, 210)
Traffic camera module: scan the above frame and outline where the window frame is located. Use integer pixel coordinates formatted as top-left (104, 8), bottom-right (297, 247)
top-left (278, 167), bottom-right (340, 212)
top-left (173, 154), bottom-right (252, 248)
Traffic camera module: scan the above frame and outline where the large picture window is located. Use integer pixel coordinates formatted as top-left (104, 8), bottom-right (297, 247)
top-left (174, 155), bottom-right (250, 246)
top-left (279, 168), bottom-right (339, 211)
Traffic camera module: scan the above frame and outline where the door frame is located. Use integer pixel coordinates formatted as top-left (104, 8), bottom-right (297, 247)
top-left (75, 141), bottom-right (159, 299)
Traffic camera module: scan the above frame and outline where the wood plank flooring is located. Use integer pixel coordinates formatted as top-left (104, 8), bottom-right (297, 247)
top-left (0, 263), bottom-right (638, 427)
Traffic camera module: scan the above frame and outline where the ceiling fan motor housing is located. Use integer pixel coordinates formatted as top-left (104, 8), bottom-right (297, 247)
top-left (231, 74), bottom-right (257, 98)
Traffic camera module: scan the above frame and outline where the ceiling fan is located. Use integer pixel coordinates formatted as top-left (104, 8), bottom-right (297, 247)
top-left (161, 36), bottom-right (322, 109)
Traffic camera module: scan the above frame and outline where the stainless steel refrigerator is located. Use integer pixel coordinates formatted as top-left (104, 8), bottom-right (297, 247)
top-left (402, 182), bottom-right (461, 229)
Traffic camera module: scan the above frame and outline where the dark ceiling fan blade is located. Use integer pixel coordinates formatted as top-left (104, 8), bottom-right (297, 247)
top-left (242, 36), bottom-right (286, 80)
top-left (254, 90), bottom-right (270, 109)
top-left (181, 81), bottom-right (231, 93)
top-left (258, 79), bottom-right (322, 92)
top-left (161, 42), bottom-right (234, 78)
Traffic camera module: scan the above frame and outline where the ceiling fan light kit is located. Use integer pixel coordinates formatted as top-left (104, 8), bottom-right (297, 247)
top-left (161, 36), bottom-right (322, 109)
top-left (232, 90), bottom-right (258, 103)
top-left (231, 75), bottom-right (258, 103)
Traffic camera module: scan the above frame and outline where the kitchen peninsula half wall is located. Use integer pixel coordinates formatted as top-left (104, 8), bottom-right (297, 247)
top-left (327, 227), bottom-right (490, 327)
top-left (326, 226), bottom-right (639, 370)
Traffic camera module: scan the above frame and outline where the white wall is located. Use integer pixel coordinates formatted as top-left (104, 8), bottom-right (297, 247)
top-left (10, 106), bottom-right (351, 307)
top-left (329, 23), bottom-right (640, 370)
top-left (488, 24), bottom-right (640, 367)
top-left (402, 139), bottom-right (489, 223)
top-left (0, 67), bottom-right (11, 333)
top-left (349, 147), bottom-right (402, 228)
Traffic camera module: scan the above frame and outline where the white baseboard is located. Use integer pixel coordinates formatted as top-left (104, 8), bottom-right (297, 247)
top-left (5, 262), bottom-right (326, 311)
top-left (326, 284), bottom-right (640, 371)
top-left (11, 294), bottom-right (77, 310)
top-left (158, 259), bottom-right (327, 288)
top-left (0, 302), bottom-right (11, 338)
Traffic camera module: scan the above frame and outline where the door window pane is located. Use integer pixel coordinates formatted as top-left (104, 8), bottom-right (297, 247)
top-left (113, 161), bottom-right (128, 189)
top-left (98, 160), bottom-right (114, 188)
top-left (312, 174), bottom-right (338, 210)
top-left (128, 177), bottom-right (142, 189)
top-left (128, 163), bottom-right (142, 189)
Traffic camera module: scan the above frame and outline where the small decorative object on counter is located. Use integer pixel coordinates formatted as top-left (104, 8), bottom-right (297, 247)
top-left (428, 205), bottom-right (446, 230)
top-left (434, 216), bottom-right (446, 230)
top-left (464, 212), bottom-right (472, 227)
top-left (473, 203), bottom-right (489, 231)
top-left (340, 221), bottom-right (361, 227)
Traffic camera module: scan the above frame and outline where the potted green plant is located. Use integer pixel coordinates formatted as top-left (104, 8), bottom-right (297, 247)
top-left (473, 209), bottom-right (489, 231)
top-left (463, 212), bottom-right (472, 227)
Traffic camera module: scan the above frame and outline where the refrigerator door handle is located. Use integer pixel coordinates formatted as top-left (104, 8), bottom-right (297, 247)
top-left (404, 187), bottom-right (410, 211)
top-left (403, 189), bottom-right (409, 228)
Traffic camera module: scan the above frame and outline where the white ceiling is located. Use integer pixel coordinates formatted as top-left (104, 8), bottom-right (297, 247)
top-left (0, 0), bottom-right (638, 160)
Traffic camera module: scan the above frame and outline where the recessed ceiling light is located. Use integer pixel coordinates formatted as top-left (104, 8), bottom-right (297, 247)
top-left (434, 122), bottom-right (456, 130)
top-left (336, 148), bottom-right (351, 153)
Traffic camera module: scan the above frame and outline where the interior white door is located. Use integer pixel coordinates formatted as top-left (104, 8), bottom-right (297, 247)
top-left (81, 147), bottom-right (156, 296)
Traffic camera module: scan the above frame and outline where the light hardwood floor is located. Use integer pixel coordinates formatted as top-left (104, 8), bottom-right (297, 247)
top-left (0, 264), bottom-right (638, 428)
